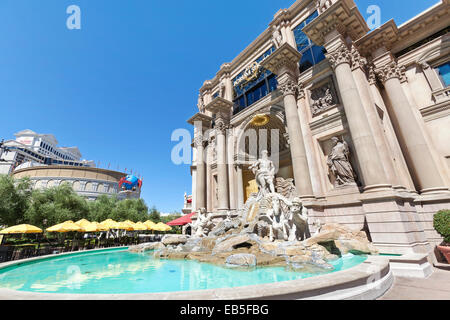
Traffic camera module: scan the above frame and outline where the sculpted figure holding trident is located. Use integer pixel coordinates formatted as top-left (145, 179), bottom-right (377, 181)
top-left (249, 150), bottom-right (276, 198)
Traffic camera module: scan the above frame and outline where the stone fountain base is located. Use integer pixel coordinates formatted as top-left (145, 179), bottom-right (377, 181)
top-left (129, 223), bottom-right (379, 273)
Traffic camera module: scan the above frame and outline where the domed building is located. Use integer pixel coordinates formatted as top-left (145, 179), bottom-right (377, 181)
top-left (13, 165), bottom-right (142, 201)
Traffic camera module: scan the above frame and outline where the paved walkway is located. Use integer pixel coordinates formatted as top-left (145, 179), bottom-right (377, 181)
top-left (379, 268), bottom-right (450, 300)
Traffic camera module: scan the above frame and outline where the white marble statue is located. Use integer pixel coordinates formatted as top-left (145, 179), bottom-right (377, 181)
top-left (327, 137), bottom-right (356, 187)
top-left (272, 27), bottom-right (283, 49)
top-left (249, 150), bottom-right (276, 199)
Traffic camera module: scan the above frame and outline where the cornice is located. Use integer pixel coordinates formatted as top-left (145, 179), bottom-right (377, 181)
top-left (260, 42), bottom-right (302, 76)
top-left (200, 0), bottom-right (317, 94)
top-left (355, 0), bottom-right (449, 58)
top-left (302, 0), bottom-right (369, 47)
top-left (187, 113), bottom-right (213, 127)
top-left (204, 97), bottom-right (233, 118)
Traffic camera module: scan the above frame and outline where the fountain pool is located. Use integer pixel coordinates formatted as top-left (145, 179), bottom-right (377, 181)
top-left (0, 247), bottom-right (368, 295)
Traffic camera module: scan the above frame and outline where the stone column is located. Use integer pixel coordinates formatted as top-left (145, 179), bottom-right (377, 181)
top-left (205, 98), bottom-right (233, 211)
top-left (188, 113), bottom-right (212, 211)
top-left (297, 83), bottom-right (324, 197)
top-left (227, 131), bottom-right (236, 210)
top-left (325, 38), bottom-right (389, 191)
top-left (194, 134), bottom-right (206, 210)
top-left (215, 117), bottom-right (230, 211)
top-left (235, 163), bottom-right (245, 209)
top-left (375, 58), bottom-right (448, 194)
top-left (350, 46), bottom-right (398, 188)
top-left (261, 43), bottom-right (314, 200)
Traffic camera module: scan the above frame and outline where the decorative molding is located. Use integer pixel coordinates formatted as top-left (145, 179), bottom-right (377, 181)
top-left (310, 110), bottom-right (344, 136)
top-left (420, 99), bottom-right (450, 122)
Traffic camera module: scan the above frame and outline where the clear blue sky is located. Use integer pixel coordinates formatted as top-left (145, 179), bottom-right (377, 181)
top-left (0, 0), bottom-right (438, 213)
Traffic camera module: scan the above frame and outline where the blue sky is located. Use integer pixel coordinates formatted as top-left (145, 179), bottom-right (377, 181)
top-left (0, 0), bottom-right (438, 213)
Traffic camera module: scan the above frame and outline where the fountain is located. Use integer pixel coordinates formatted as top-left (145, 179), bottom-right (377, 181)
top-left (131, 151), bottom-right (379, 273)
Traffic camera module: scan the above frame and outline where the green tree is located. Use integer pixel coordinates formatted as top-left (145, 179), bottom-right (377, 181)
top-left (25, 183), bottom-right (89, 228)
top-left (148, 206), bottom-right (161, 223)
top-left (0, 175), bottom-right (32, 227)
top-left (87, 195), bottom-right (118, 222)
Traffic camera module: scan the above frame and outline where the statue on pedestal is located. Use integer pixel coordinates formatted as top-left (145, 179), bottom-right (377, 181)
top-left (0, 139), bottom-right (10, 162)
top-left (272, 26), bottom-right (283, 49)
top-left (327, 137), bottom-right (356, 187)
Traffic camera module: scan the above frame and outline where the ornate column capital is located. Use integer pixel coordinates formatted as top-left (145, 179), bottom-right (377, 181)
top-left (278, 77), bottom-right (298, 97)
top-left (368, 65), bottom-right (377, 85)
top-left (350, 45), bottom-right (367, 71)
top-left (399, 65), bottom-right (408, 83)
top-left (375, 61), bottom-right (402, 83)
top-left (193, 134), bottom-right (204, 148)
top-left (325, 43), bottom-right (352, 70)
top-left (214, 117), bottom-right (229, 135)
top-left (297, 81), bottom-right (306, 100)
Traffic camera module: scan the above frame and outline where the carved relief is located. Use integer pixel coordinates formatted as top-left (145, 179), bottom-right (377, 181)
top-left (309, 78), bottom-right (338, 116)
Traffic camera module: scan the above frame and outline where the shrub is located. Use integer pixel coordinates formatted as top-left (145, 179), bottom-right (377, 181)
top-left (434, 210), bottom-right (450, 244)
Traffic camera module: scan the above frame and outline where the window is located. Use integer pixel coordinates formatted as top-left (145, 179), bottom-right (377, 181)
top-left (293, 11), bottom-right (326, 73)
top-left (232, 47), bottom-right (277, 114)
top-left (436, 62), bottom-right (450, 87)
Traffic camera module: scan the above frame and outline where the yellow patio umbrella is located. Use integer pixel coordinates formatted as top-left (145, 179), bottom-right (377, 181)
top-left (82, 222), bottom-right (108, 233)
top-left (46, 221), bottom-right (82, 233)
top-left (75, 219), bottom-right (91, 228)
top-left (99, 219), bottom-right (119, 230)
top-left (133, 222), bottom-right (148, 231)
top-left (116, 221), bottom-right (135, 231)
top-left (155, 222), bottom-right (171, 232)
top-left (144, 220), bottom-right (157, 230)
top-left (0, 224), bottom-right (43, 234)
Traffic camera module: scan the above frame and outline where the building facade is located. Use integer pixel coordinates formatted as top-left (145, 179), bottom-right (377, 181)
top-left (12, 166), bottom-right (141, 201)
top-left (188, 0), bottom-right (450, 258)
top-left (0, 129), bottom-right (95, 175)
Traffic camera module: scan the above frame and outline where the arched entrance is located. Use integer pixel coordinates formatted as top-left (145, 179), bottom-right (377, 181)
top-left (236, 111), bottom-right (291, 203)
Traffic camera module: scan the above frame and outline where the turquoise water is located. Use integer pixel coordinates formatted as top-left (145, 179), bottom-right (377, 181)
top-left (0, 248), bottom-right (367, 294)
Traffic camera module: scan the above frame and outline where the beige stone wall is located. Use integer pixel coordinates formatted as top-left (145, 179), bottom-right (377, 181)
top-left (14, 166), bottom-right (124, 182)
top-left (13, 166), bottom-right (125, 200)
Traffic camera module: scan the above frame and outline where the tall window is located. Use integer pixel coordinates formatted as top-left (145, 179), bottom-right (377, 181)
top-left (232, 47), bottom-right (278, 115)
top-left (436, 62), bottom-right (450, 87)
top-left (293, 11), bottom-right (326, 73)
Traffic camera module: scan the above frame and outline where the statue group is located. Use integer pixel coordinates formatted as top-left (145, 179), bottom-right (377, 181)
top-left (189, 150), bottom-right (311, 242)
